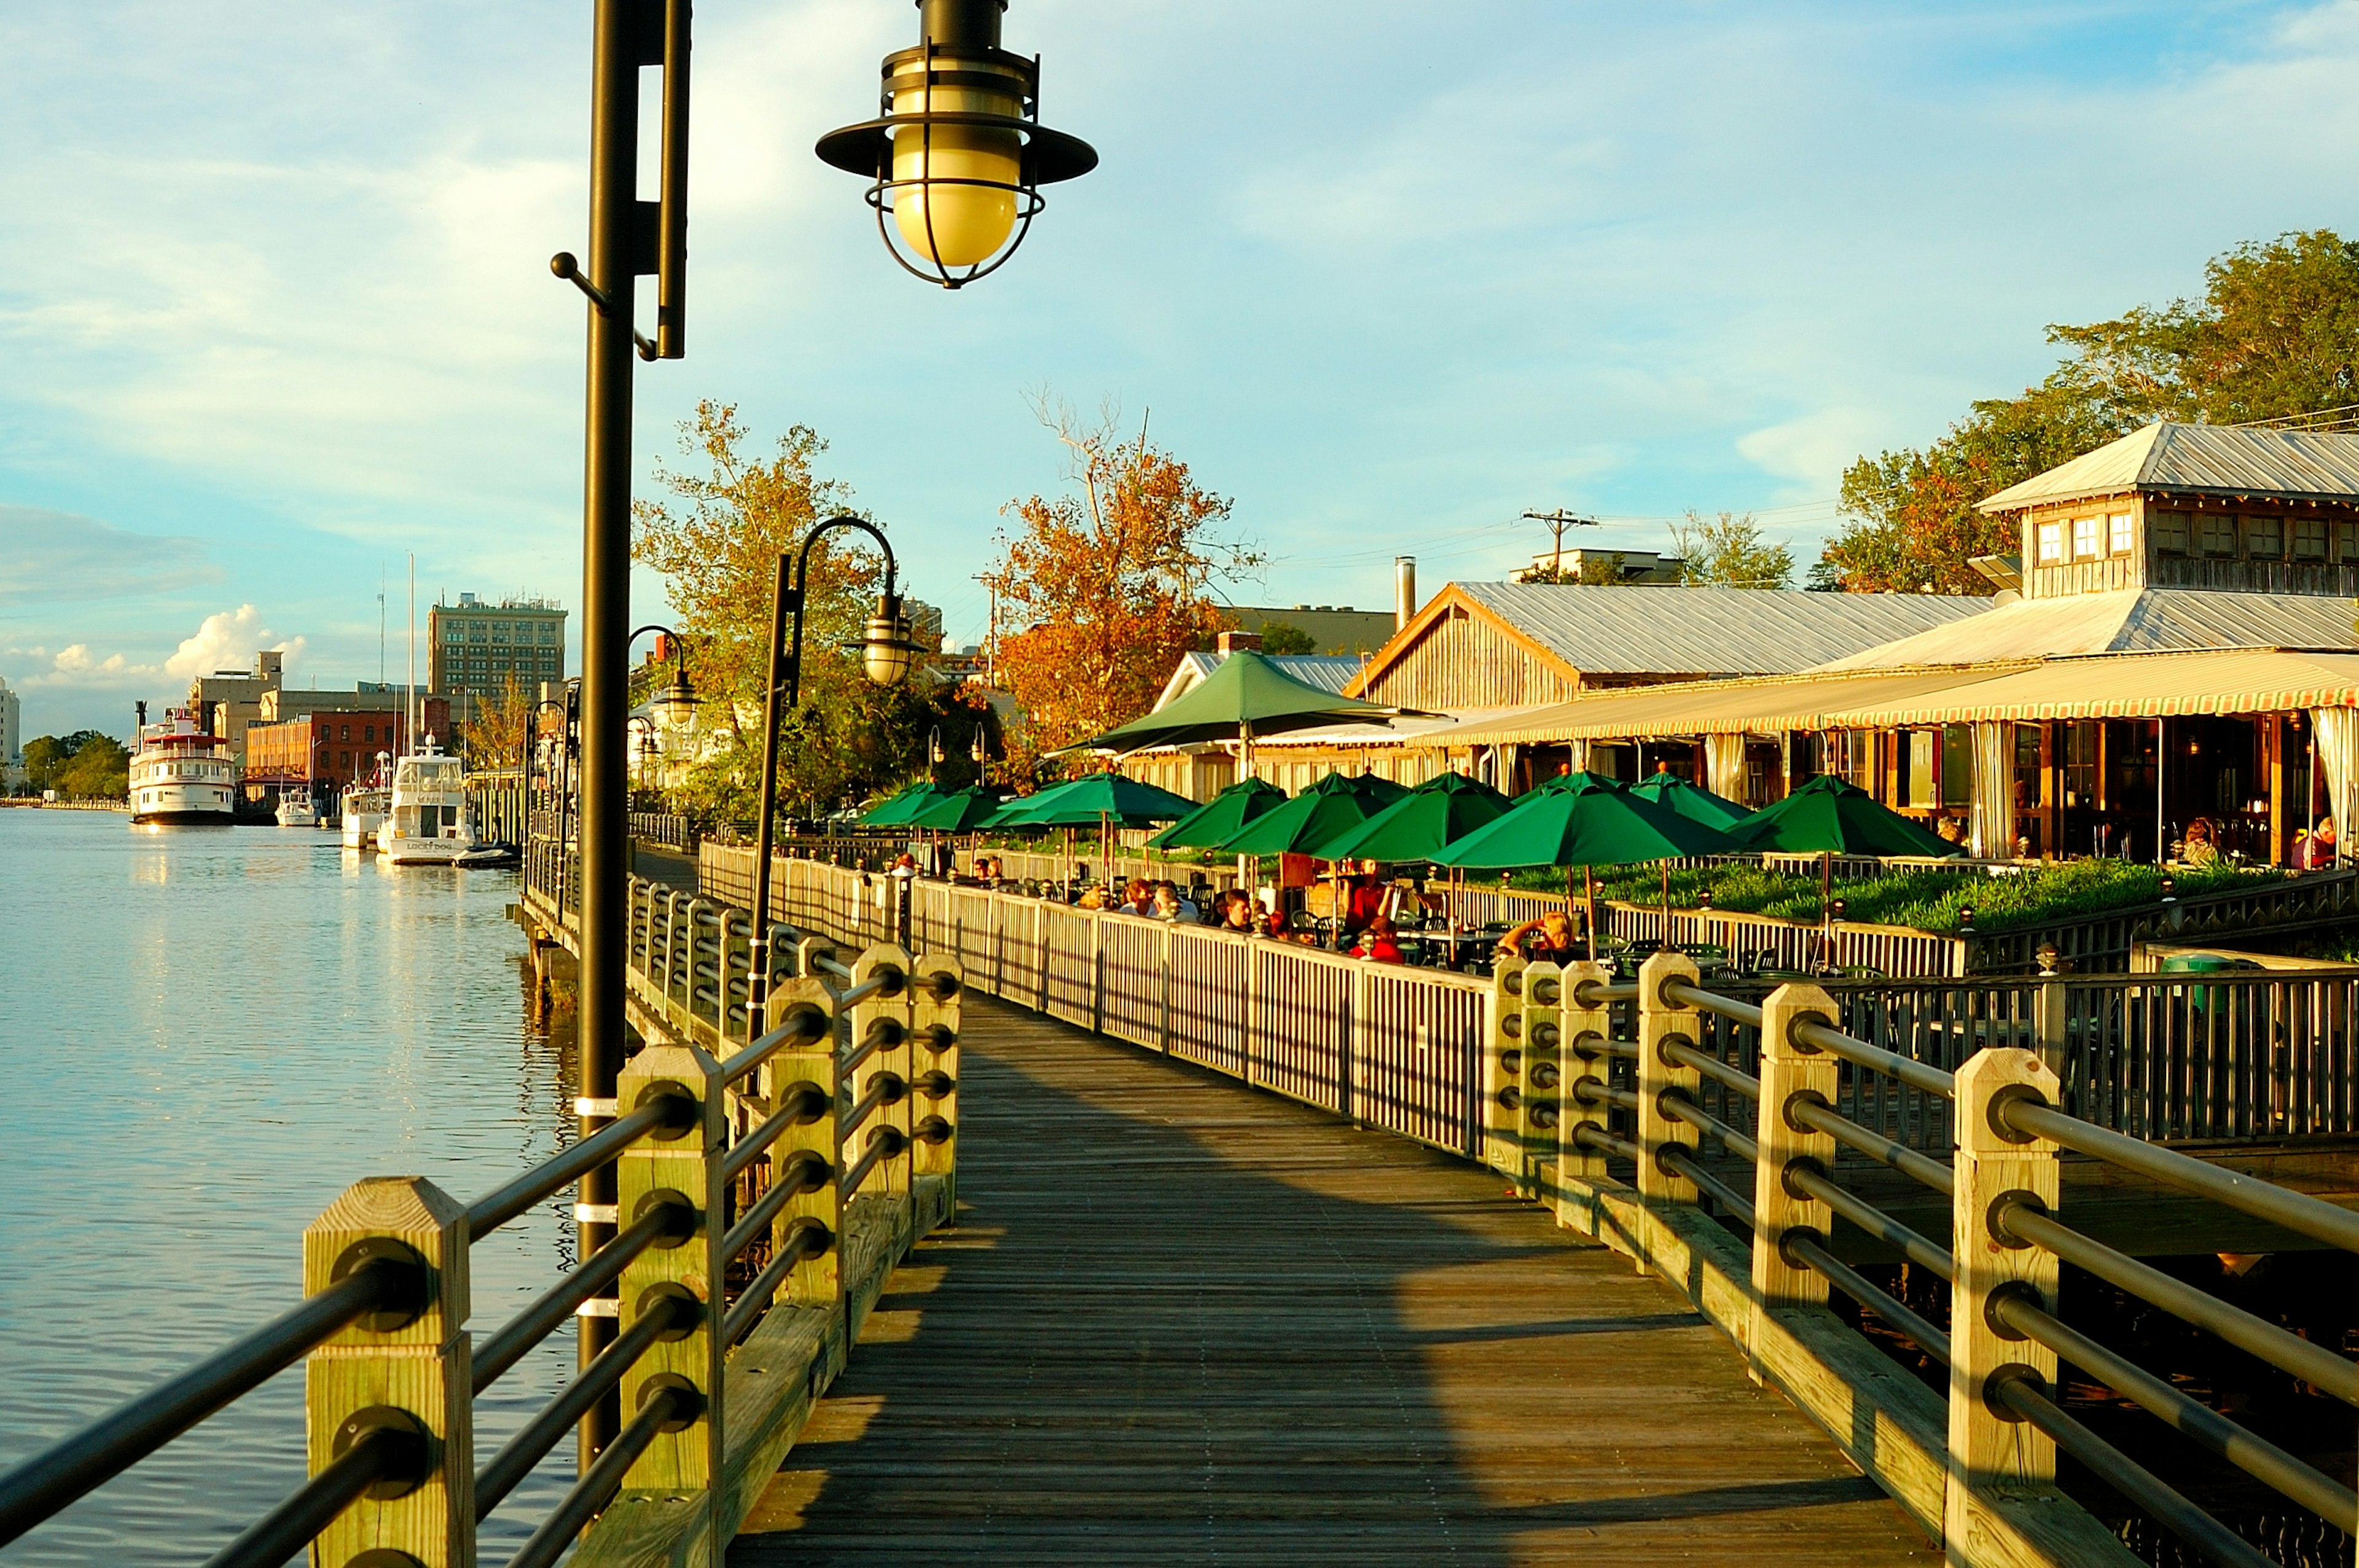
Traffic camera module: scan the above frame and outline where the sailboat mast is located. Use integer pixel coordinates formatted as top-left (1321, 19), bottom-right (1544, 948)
top-left (406, 554), bottom-right (417, 747)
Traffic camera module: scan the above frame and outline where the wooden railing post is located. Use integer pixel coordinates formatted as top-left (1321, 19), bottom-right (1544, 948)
top-left (613, 1037), bottom-right (726, 1545)
top-left (1948, 1046), bottom-right (2064, 1549)
top-left (765, 977), bottom-right (845, 1336)
top-left (1514, 961), bottom-right (1565, 1201)
top-left (1634, 952), bottom-right (1702, 1207)
top-left (851, 944), bottom-right (916, 1209)
top-left (1749, 983), bottom-right (1841, 1366)
top-left (303, 1176), bottom-right (473, 1567)
top-left (1555, 959), bottom-right (1613, 1236)
top-left (1483, 956), bottom-right (1528, 1176)
top-left (1089, 915), bottom-right (1105, 1036)
top-left (911, 956), bottom-right (963, 1219)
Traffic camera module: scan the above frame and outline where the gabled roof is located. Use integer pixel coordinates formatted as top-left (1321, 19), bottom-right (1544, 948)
top-left (1349, 582), bottom-right (1984, 695)
top-left (1154, 650), bottom-right (1366, 711)
top-left (1812, 588), bottom-right (2357, 672)
top-left (1977, 421), bottom-right (2359, 514)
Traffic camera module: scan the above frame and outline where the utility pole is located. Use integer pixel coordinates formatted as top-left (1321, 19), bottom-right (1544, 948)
top-left (976, 569), bottom-right (1001, 687)
top-left (1522, 508), bottom-right (1601, 580)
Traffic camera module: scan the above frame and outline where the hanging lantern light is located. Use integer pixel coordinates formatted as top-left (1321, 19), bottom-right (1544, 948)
top-left (816, 0), bottom-right (1097, 288)
top-left (861, 594), bottom-right (924, 687)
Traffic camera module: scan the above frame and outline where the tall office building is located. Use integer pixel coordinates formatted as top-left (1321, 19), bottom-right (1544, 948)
top-left (428, 593), bottom-right (568, 701)
top-left (0, 674), bottom-right (20, 779)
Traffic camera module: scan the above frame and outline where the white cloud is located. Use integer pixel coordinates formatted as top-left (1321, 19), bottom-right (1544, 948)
top-left (1737, 408), bottom-right (1892, 498)
top-left (161, 605), bottom-right (303, 682)
top-left (0, 507), bottom-right (220, 606)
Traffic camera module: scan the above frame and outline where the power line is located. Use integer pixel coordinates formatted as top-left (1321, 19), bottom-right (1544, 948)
top-left (1521, 507), bottom-right (1601, 578)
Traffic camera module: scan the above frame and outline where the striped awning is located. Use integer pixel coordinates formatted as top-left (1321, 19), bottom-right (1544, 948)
top-left (1814, 648), bottom-right (2359, 727)
top-left (1416, 667), bottom-right (2027, 747)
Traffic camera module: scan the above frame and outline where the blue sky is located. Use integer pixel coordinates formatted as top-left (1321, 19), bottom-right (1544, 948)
top-left (6, 0), bottom-right (2358, 739)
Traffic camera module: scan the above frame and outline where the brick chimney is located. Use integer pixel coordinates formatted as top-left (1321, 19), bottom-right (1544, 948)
top-left (1216, 630), bottom-right (1262, 655)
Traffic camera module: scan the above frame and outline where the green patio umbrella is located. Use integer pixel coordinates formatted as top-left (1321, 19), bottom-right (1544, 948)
top-left (1219, 773), bottom-right (1407, 857)
top-left (1726, 774), bottom-right (1961, 860)
top-left (1726, 774), bottom-right (1960, 966)
top-left (905, 786), bottom-right (1009, 833)
top-left (1314, 770), bottom-right (1512, 862)
top-left (1516, 769), bottom-right (1630, 801)
top-left (1068, 650), bottom-right (1412, 778)
top-left (857, 781), bottom-right (949, 827)
top-left (984, 773), bottom-right (1198, 894)
top-left (1147, 778), bottom-right (1287, 849)
top-left (1431, 774), bottom-right (1736, 958)
top-left (1630, 770), bottom-right (1751, 832)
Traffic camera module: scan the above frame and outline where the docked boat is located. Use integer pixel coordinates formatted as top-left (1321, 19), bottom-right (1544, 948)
top-left (377, 739), bottom-right (496, 865)
top-left (340, 784), bottom-right (391, 850)
top-left (275, 789), bottom-right (319, 829)
top-left (128, 708), bottom-right (237, 825)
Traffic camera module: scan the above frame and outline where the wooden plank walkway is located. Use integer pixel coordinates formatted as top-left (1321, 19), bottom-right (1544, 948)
top-left (732, 996), bottom-right (1941, 1566)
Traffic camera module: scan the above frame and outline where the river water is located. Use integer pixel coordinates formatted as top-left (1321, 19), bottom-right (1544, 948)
top-left (0, 809), bottom-right (584, 1566)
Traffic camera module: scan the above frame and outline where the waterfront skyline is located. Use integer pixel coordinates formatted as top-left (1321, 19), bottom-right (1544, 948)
top-left (7, 1), bottom-right (2359, 737)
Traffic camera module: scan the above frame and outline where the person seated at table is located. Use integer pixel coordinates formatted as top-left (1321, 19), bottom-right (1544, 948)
top-left (1152, 881), bottom-right (1200, 922)
top-left (2178, 817), bottom-right (2221, 867)
top-left (1075, 884), bottom-right (1108, 910)
top-left (1117, 878), bottom-right (1156, 916)
top-left (1213, 890), bottom-right (1258, 934)
top-left (2297, 815), bottom-right (2338, 870)
top-left (1350, 915), bottom-right (1406, 964)
top-left (1496, 909), bottom-right (1580, 965)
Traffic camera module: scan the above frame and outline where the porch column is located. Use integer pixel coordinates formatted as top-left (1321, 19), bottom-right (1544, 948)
top-left (1968, 720), bottom-right (2016, 860)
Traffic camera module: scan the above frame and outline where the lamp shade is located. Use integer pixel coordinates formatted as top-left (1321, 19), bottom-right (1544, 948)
top-left (890, 69), bottom-right (1023, 267)
top-left (863, 611), bottom-right (918, 687)
top-left (651, 669), bottom-right (698, 728)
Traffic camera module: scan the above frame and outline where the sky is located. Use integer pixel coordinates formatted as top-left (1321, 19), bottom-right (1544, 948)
top-left (5, 0), bottom-right (2359, 740)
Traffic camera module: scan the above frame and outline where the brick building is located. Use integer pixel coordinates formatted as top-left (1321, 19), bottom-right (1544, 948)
top-left (243, 702), bottom-right (450, 788)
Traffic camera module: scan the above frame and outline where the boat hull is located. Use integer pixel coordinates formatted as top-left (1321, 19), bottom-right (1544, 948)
top-left (131, 808), bottom-right (236, 826)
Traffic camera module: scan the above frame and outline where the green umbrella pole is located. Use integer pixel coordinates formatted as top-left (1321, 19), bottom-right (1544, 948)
top-left (1585, 865), bottom-right (1599, 962)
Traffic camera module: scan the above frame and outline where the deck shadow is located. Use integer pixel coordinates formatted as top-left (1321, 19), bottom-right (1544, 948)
top-left (729, 996), bottom-right (1938, 1566)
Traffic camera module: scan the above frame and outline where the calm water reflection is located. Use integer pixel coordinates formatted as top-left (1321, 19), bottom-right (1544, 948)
top-left (0, 811), bottom-right (583, 1565)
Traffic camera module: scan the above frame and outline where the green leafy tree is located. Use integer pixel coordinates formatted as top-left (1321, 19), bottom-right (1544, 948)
top-left (53, 736), bottom-right (129, 800)
top-left (20, 735), bottom-right (71, 793)
top-left (1668, 510), bottom-right (1792, 588)
top-left (1821, 230), bottom-right (2359, 593)
top-left (1255, 621), bottom-right (1318, 655)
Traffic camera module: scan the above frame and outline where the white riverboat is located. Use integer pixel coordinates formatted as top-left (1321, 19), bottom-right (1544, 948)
top-left (377, 740), bottom-right (498, 865)
top-left (128, 708), bottom-right (237, 825)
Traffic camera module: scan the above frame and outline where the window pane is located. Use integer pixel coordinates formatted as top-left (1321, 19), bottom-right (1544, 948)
top-left (2073, 516), bottom-right (2099, 557)
top-left (2037, 521), bottom-right (2064, 562)
top-left (2245, 515), bottom-right (2282, 558)
top-left (2108, 512), bottom-right (2133, 554)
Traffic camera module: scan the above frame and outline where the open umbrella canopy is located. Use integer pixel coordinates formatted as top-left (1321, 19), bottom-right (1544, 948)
top-left (1516, 769), bottom-right (1629, 801)
top-left (905, 786), bottom-right (1009, 833)
top-left (1000, 771), bottom-right (1199, 829)
top-left (1430, 776), bottom-right (1737, 869)
top-left (1629, 770), bottom-right (1752, 832)
top-left (1726, 774), bottom-right (1962, 858)
top-left (1218, 773), bottom-right (1406, 857)
top-left (1068, 650), bottom-right (1406, 754)
top-left (977, 777), bottom-right (1084, 832)
top-left (1313, 770), bottom-right (1512, 862)
top-left (1146, 778), bottom-right (1286, 849)
top-left (857, 781), bottom-right (949, 827)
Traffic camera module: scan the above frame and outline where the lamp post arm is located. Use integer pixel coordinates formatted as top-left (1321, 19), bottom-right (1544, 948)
top-left (783, 513), bottom-right (899, 713)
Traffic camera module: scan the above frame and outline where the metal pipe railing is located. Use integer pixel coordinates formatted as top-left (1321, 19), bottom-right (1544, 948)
top-left (196, 1420), bottom-right (427, 1568)
top-left (1793, 1017), bottom-right (1956, 1099)
top-left (1661, 978), bottom-right (1763, 1028)
top-left (840, 1126), bottom-right (908, 1199)
top-left (719, 1001), bottom-right (829, 1086)
top-left (840, 1017), bottom-right (904, 1079)
top-left (1783, 1232), bottom-right (1949, 1365)
top-left (1783, 1163), bottom-right (1953, 1277)
top-left (721, 1150), bottom-right (831, 1263)
top-left (1989, 1292), bottom-right (2358, 1527)
top-left (472, 1200), bottom-right (685, 1395)
top-left (501, 1381), bottom-right (689, 1568)
top-left (1660, 1039), bottom-right (1759, 1099)
top-left (719, 1083), bottom-right (829, 1184)
top-left (1990, 1375), bottom-right (2279, 1568)
top-left (463, 1094), bottom-right (687, 1241)
top-left (1657, 1093), bottom-right (1758, 1162)
top-left (1656, 1146), bottom-right (1756, 1228)
top-left (1997, 1199), bottom-right (2359, 1406)
top-left (0, 1258), bottom-right (418, 1545)
top-left (721, 1218), bottom-right (835, 1345)
top-left (840, 1071), bottom-right (906, 1140)
top-left (473, 1293), bottom-right (685, 1521)
top-left (2001, 1099), bottom-right (2359, 1254)
top-left (1786, 1097), bottom-right (1952, 1195)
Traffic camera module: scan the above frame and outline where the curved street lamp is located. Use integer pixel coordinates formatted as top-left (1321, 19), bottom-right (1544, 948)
top-left (817, 0), bottom-right (1098, 289)
top-left (628, 623), bottom-right (700, 730)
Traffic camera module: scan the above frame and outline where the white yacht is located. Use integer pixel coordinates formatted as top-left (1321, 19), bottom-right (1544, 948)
top-left (378, 739), bottom-right (495, 865)
top-left (275, 789), bottom-right (319, 829)
top-left (341, 752), bottom-right (393, 849)
top-left (128, 708), bottom-right (237, 825)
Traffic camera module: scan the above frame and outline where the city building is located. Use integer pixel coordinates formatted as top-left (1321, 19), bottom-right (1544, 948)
top-left (1213, 603), bottom-right (1398, 656)
top-left (429, 593), bottom-right (567, 708)
top-left (190, 652), bottom-right (442, 764)
top-left (243, 703), bottom-right (448, 791)
top-left (0, 674), bottom-right (19, 789)
top-left (1513, 548), bottom-right (1685, 585)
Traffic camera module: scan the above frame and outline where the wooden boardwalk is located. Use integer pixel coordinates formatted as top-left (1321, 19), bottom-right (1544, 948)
top-left (732, 997), bottom-right (1939, 1566)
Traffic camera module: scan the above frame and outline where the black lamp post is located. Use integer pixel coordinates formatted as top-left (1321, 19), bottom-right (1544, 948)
top-left (554, 0), bottom-right (1087, 1464)
top-left (748, 518), bottom-right (923, 1032)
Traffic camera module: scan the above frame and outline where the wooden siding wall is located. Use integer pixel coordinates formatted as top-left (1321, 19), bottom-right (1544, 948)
top-left (2020, 492), bottom-right (2359, 601)
top-left (1361, 604), bottom-right (1578, 710)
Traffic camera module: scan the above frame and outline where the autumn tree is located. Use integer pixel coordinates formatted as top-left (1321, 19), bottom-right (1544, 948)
top-left (990, 402), bottom-right (1259, 767)
top-left (633, 401), bottom-right (944, 822)
top-left (1821, 230), bottom-right (2359, 593)
top-left (1669, 511), bottom-right (1792, 588)
top-left (462, 671), bottom-right (534, 772)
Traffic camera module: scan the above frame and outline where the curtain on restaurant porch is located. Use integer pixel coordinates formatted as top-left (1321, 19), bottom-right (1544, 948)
top-left (2312, 707), bottom-right (2357, 862)
top-left (1702, 733), bottom-right (1747, 804)
top-left (1969, 720), bottom-right (2016, 860)
top-left (1565, 739), bottom-right (1590, 774)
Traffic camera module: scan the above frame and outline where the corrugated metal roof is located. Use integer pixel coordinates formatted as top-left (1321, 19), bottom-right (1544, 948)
top-left (1977, 422), bottom-right (2359, 513)
top-left (1419, 669), bottom-right (2021, 747)
top-left (1817, 648), bottom-right (2359, 726)
top-left (1813, 588), bottom-right (2357, 672)
top-left (1156, 650), bottom-right (1366, 709)
top-left (1451, 582), bottom-right (1986, 676)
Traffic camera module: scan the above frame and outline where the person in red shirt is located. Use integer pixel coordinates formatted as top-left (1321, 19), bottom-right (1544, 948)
top-left (1350, 915), bottom-right (1406, 964)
